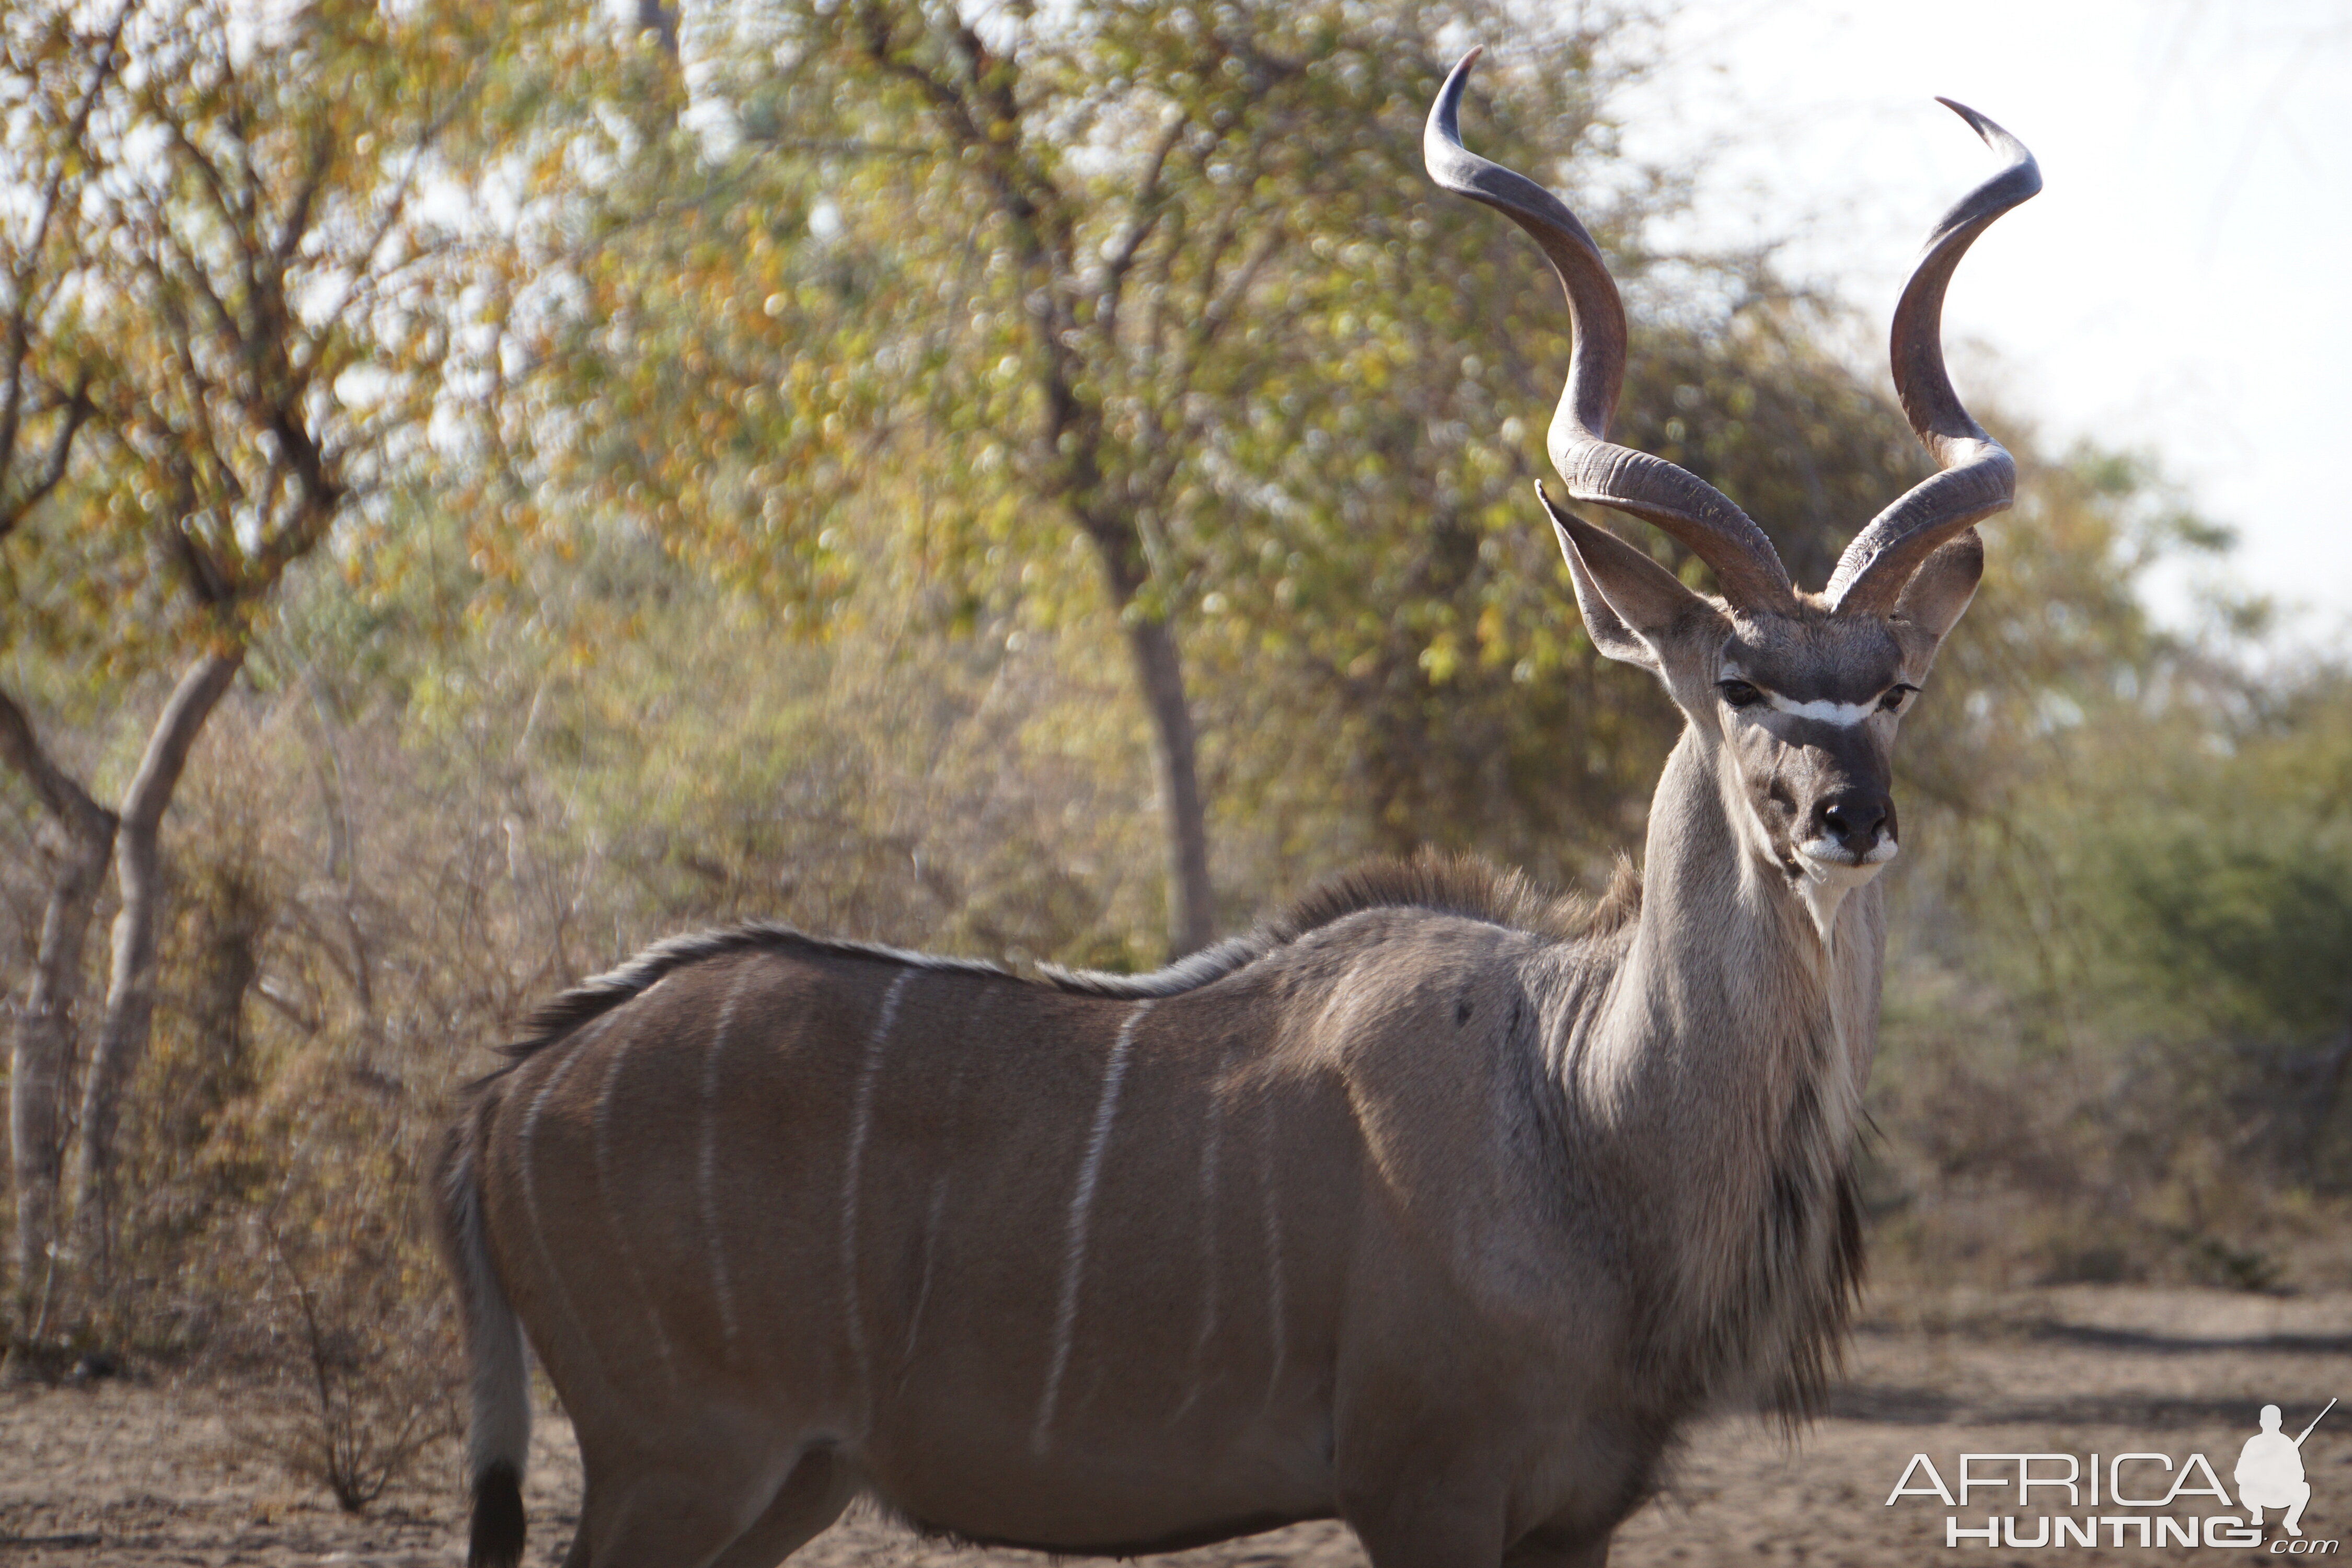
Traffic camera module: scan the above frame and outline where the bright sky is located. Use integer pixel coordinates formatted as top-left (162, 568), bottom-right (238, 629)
top-left (1606, 0), bottom-right (2352, 643)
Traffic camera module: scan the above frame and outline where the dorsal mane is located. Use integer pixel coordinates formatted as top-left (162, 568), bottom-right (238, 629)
top-left (501, 925), bottom-right (1011, 1060)
top-left (501, 852), bottom-right (1643, 1055)
top-left (1043, 849), bottom-right (1641, 999)
top-left (1282, 849), bottom-right (1629, 946)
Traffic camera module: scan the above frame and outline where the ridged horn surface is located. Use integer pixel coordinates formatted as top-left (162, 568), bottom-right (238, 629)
top-left (1425, 49), bottom-right (1796, 613)
top-left (1826, 99), bottom-right (2041, 616)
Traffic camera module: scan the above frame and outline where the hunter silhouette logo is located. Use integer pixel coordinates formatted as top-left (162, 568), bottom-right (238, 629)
top-left (1885, 1399), bottom-right (2338, 1550)
top-left (2241, 1400), bottom-right (2333, 1537)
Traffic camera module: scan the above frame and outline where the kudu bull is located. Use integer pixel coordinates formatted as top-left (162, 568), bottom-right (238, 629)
top-left (437, 51), bottom-right (2039, 1568)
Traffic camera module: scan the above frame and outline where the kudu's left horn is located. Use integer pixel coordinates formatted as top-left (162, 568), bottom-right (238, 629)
top-left (1825, 99), bottom-right (2042, 616)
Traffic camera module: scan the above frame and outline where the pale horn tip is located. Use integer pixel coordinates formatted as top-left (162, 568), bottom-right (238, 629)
top-left (1931, 97), bottom-right (2037, 178)
top-left (1426, 47), bottom-right (1491, 192)
top-left (1430, 47), bottom-right (1483, 143)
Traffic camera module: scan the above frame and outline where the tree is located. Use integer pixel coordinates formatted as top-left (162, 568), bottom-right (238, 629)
top-left (1, 0), bottom-right (131, 1339)
top-left (1, 0), bottom-right (489, 1329)
top-left (501, 0), bottom-right (1659, 957)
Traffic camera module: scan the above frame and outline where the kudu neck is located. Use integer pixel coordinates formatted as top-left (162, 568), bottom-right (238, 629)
top-left (1571, 724), bottom-right (1885, 1137)
top-left (1538, 724), bottom-right (1882, 1409)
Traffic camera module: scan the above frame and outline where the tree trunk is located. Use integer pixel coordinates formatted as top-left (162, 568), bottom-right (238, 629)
top-left (68, 647), bottom-right (243, 1284)
top-left (1122, 612), bottom-right (1216, 959)
top-left (0, 690), bottom-right (118, 1345)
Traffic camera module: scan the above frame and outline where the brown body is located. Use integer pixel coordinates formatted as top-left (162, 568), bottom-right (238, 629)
top-left (443, 776), bottom-right (1873, 1568)
top-left (437, 52), bottom-right (2042, 1568)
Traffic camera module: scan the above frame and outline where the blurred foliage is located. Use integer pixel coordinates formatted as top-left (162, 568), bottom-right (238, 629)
top-left (0, 0), bottom-right (578, 1354)
top-left (1, 0), bottom-right (521, 676)
top-left (2, 0), bottom-right (2350, 1479)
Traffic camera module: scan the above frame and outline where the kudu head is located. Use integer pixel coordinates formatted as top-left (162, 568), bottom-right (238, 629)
top-left (1426, 50), bottom-right (2039, 926)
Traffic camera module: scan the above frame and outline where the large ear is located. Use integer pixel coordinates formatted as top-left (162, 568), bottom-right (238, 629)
top-left (1538, 483), bottom-right (1711, 675)
top-left (1890, 528), bottom-right (1984, 650)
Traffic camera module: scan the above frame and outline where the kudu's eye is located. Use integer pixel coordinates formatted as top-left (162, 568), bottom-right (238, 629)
top-left (1878, 683), bottom-right (1920, 713)
top-left (1717, 679), bottom-right (1764, 710)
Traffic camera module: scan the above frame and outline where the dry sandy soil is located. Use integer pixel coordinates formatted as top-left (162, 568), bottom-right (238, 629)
top-left (3, 1286), bottom-right (2347, 1566)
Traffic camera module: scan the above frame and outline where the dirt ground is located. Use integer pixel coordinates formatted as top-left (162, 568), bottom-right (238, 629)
top-left (3, 1286), bottom-right (2346, 1566)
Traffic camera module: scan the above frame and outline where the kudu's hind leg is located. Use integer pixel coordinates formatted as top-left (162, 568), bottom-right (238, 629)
top-left (560, 1436), bottom-right (808, 1568)
top-left (706, 1447), bottom-right (860, 1568)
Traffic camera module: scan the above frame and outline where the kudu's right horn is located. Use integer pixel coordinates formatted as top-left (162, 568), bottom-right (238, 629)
top-left (1424, 48), bottom-right (1796, 613)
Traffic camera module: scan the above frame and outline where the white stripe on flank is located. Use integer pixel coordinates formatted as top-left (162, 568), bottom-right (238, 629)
top-left (520, 1013), bottom-right (616, 1367)
top-left (699, 963), bottom-right (759, 1347)
top-left (841, 968), bottom-right (915, 1411)
top-left (1168, 1053), bottom-right (1231, 1426)
top-left (896, 1171), bottom-right (952, 1396)
top-left (1257, 1097), bottom-right (1287, 1413)
top-left (591, 1022), bottom-right (676, 1378)
top-left (1032, 999), bottom-right (1154, 1454)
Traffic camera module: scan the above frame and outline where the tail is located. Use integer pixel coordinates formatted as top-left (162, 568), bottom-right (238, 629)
top-left (434, 1111), bottom-right (530, 1568)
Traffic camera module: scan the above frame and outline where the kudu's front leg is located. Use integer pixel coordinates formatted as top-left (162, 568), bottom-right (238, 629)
top-left (1345, 1498), bottom-right (1507, 1568)
top-left (1339, 1449), bottom-right (1509, 1568)
top-left (1340, 1452), bottom-right (1616, 1568)
top-left (1504, 1526), bottom-right (1612, 1568)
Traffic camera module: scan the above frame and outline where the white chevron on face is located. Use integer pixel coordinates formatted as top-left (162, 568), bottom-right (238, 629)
top-left (1764, 691), bottom-right (1881, 727)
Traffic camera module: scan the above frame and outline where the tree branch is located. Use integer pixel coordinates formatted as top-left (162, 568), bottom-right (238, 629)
top-left (0, 371), bottom-right (94, 542)
top-left (0, 2), bottom-right (136, 521)
top-left (1093, 109), bottom-right (1188, 340)
top-left (0, 686), bottom-right (116, 848)
top-left (116, 646), bottom-right (244, 842)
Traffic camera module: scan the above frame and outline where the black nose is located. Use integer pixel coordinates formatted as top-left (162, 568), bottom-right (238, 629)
top-left (1814, 791), bottom-right (1893, 853)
